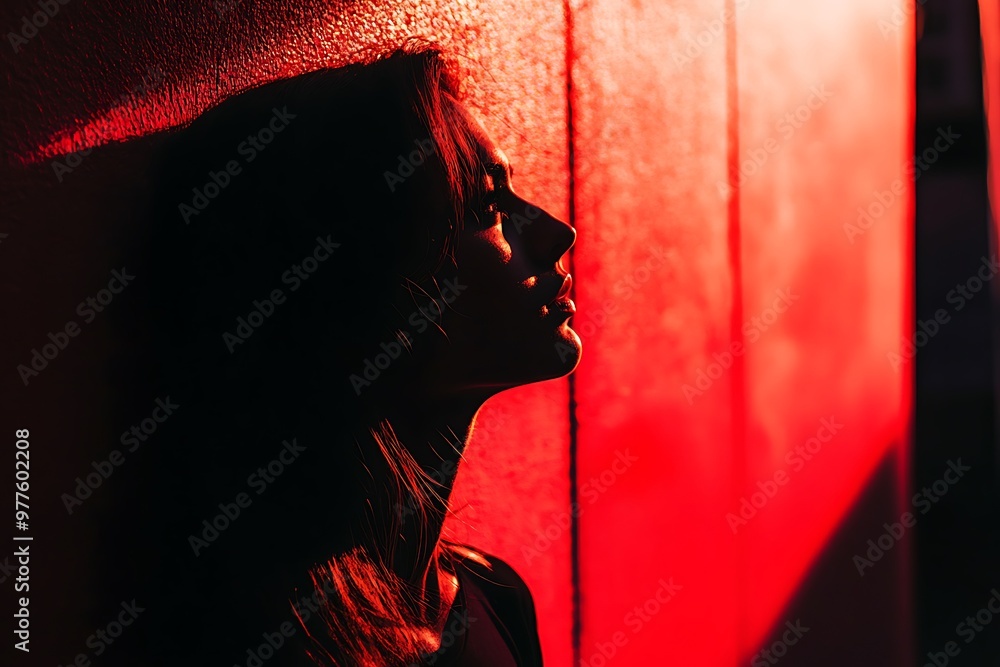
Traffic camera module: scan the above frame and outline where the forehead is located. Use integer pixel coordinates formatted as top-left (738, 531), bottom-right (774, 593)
top-left (465, 116), bottom-right (511, 174)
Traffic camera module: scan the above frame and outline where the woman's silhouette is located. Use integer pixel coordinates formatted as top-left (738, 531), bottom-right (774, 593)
top-left (131, 45), bottom-right (580, 665)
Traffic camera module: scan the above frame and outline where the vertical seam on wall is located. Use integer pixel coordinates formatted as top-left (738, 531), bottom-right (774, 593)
top-left (564, 0), bottom-right (581, 664)
top-left (725, 0), bottom-right (748, 657)
top-left (899, 16), bottom-right (917, 666)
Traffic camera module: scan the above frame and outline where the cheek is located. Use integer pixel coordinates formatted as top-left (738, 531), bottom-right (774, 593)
top-left (443, 230), bottom-right (538, 348)
top-left (455, 228), bottom-right (519, 305)
top-left (466, 224), bottom-right (512, 266)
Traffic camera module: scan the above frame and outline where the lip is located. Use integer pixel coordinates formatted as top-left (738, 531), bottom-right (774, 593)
top-left (546, 296), bottom-right (576, 322)
top-left (550, 298), bottom-right (576, 314)
top-left (552, 273), bottom-right (573, 303)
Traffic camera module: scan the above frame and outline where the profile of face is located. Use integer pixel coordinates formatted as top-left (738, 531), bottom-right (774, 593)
top-left (415, 116), bottom-right (582, 398)
top-left (151, 51), bottom-right (580, 414)
top-left (137, 53), bottom-right (581, 666)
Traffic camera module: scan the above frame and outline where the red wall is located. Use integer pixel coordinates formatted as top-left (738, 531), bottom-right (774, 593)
top-left (983, 0), bottom-right (1000, 245)
top-left (1, 0), bottom-right (913, 664)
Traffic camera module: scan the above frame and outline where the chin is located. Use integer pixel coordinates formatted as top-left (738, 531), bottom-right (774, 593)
top-left (552, 323), bottom-right (583, 373)
top-left (465, 324), bottom-right (583, 391)
top-left (523, 323), bottom-right (582, 383)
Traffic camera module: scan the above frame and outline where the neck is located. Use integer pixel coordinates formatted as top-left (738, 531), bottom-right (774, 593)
top-left (248, 386), bottom-right (493, 631)
top-left (376, 390), bottom-right (487, 585)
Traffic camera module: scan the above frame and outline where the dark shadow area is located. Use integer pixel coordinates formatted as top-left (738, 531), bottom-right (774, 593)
top-left (2, 46), bottom-right (574, 666)
top-left (915, 1), bottom-right (1000, 665)
top-left (742, 448), bottom-right (909, 667)
top-left (1, 134), bottom-right (162, 665)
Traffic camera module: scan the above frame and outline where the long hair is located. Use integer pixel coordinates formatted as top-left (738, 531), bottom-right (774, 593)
top-left (137, 45), bottom-right (490, 665)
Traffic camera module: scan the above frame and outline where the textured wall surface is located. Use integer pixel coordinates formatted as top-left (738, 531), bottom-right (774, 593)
top-left (735, 1), bottom-right (913, 655)
top-left (0, 0), bottom-right (912, 664)
top-left (571, 0), bottom-right (740, 664)
top-left (571, 0), bottom-right (912, 665)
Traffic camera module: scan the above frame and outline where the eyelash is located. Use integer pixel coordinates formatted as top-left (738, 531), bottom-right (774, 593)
top-left (481, 170), bottom-right (512, 224)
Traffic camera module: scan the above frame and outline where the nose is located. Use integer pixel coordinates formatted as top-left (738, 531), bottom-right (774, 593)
top-left (519, 199), bottom-right (576, 269)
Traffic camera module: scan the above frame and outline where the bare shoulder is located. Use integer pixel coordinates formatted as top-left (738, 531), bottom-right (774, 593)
top-left (444, 542), bottom-right (535, 600)
top-left (442, 542), bottom-right (545, 665)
